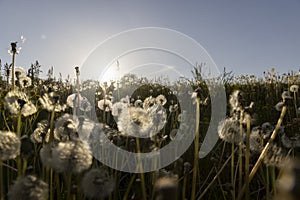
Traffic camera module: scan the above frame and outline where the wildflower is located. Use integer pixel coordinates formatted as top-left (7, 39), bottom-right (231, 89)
top-left (143, 96), bottom-right (156, 110)
top-left (134, 99), bottom-right (143, 108)
top-left (263, 143), bottom-right (285, 167)
top-left (275, 101), bottom-right (285, 111)
top-left (169, 104), bottom-right (179, 112)
top-left (282, 91), bottom-right (292, 101)
top-left (30, 120), bottom-right (57, 143)
top-left (18, 76), bottom-right (32, 88)
top-left (156, 94), bottom-right (167, 106)
top-left (111, 101), bottom-right (127, 117)
top-left (148, 104), bottom-right (167, 134)
top-left (81, 168), bottom-right (115, 199)
top-left (261, 122), bottom-right (274, 139)
top-left (40, 139), bottom-right (92, 173)
top-left (98, 99), bottom-right (113, 112)
top-left (290, 85), bottom-right (299, 93)
top-left (10, 66), bottom-right (27, 79)
top-left (229, 90), bottom-right (243, 111)
top-left (8, 175), bottom-right (48, 200)
top-left (281, 133), bottom-right (300, 148)
top-left (0, 131), bottom-right (21, 160)
top-left (218, 118), bottom-right (244, 144)
top-left (4, 90), bottom-right (37, 117)
top-left (55, 114), bottom-right (79, 141)
top-left (39, 92), bottom-right (66, 112)
top-left (118, 107), bottom-right (153, 137)
top-left (66, 93), bottom-right (92, 112)
top-left (249, 127), bottom-right (264, 153)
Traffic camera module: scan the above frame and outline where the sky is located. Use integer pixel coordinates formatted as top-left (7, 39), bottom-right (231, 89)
top-left (1, 0), bottom-right (300, 81)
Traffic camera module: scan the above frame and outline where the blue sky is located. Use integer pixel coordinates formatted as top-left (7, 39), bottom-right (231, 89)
top-left (0, 0), bottom-right (300, 80)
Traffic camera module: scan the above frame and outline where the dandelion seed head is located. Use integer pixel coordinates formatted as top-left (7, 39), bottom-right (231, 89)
top-left (156, 94), bottom-right (167, 106)
top-left (8, 175), bottom-right (48, 200)
top-left (218, 118), bottom-right (244, 144)
top-left (18, 76), bottom-right (32, 88)
top-left (143, 96), bottom-right (156, 110)
top-left (111, 101), bottom-right (127, 116)
top-left (4, 90), bottom-right (37, 117)
top-left (10, 66), bottom-right (27, 79)
top-left (55, 114), bottom-right (79, 141)
top-left (66, 93), bottom-right (92, 112)
top-left (98, 99), bottom-right (112, 112)
top-left (229, 90), bottom-right (243, 111)
top-left (51, 139), bottom-right (93, 173)
top-left (81, 168), bottom-right (115, 199)
top-left (263, 143), bottom-right (285, 167)
top-left (282, 91), bottom-right (292, 101)
top-left (118, 106), bottom-right (153, 137)
top-left (249, 127), bottom-right (264, 153)
top-left (290, 85), bottom-right (299, 93)
top-left (39, 92), bottom-right (66, 112)
top-left (281, 133), bottom-right (300, 149)
top-left (275, 101), bottom-right (285, 111)
top-left (0, 131), bottom-right (21, 160)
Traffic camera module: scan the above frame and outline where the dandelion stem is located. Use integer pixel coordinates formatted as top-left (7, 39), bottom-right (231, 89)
top-left (231, 142), bottom-right (235, 200)
top-left (237, 105), bottom-right (287, 200)
top-left (198, 147), bottom-right (238, 200)
top-left (245, 115), bottom-right (251, 200)
top-left (49, 108), bottom-right (56, 141)
top-left (293, 92), bottom-right (298, 118)
top-left (266, 166), bottom-right (269, 199)
top-left (182, 174), bottom-right (188, 200)
top-left (191, 98), bottom-right (200, 200)
top-left (238, 111), bottom-right (244, 193)
top-left (11, 50), bottom-right (16, 91)
top-left (122, 174), bottom-right (137, 200)
top-left (0, 161), bottom-right (4, 200)
top-left (135, 138), bottom-right (147, 200)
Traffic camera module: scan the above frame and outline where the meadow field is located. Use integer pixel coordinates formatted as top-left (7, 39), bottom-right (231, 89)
top-left (0, 44), bottom-right (300, 200)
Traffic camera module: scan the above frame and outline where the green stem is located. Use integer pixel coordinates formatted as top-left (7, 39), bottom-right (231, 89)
top-left (198, 147), bottom-right (238, 200)
top-left (136, 138), bottom-right (147, 200)
top-left (231, 142), bottom-right (235, 200)
top-left (245, 115), bottom-right (251, 200)
top-left (122, 174), bottom-right (137, 200)
top-left (266, 166), bottom-right (269, 199)
top-left (49, 108), bottom-right (56, 141)
top-left (0, 161), bottom-right (4, 200)
top-left (191, 98), bottom-right (200, 200)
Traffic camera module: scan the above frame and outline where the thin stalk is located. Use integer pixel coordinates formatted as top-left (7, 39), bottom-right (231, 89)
top-left (266, 166), bottom-right (269, 199)
top-left (238, 111), bottom-right (244, 192)
top-left (0, 161), bottom-right (4, 200)
top-left (271, 166), bottom-right (276, 196)
top-left (293, 91), bottom-right (298, 118)
top-left (198, 147), bottom-right (238, 200)
top-left (136, 138), bottom-right (147, 200)
top-left (49, 108), bottom-right (56, 141)
top-left (11, 50), bottom-right (16, 91)
top-left (182, 175), bottom-right (187, 200)
top-left (50, 168), bottom-right (53, 200)
top-left (231, 142), bottom-right (235, 200)
top-left (245, 115), bottom-right (251, 200)
top-left (17, 114), bottom-right (22, 176)
top-left (191, 98), bottom-right (200, 200)
top-left (237, 106), bottom-right (287, 200)
top-left (55, 173), bottom-right (61, 200)
top-left (122, 173), bottom-right (137, 200)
